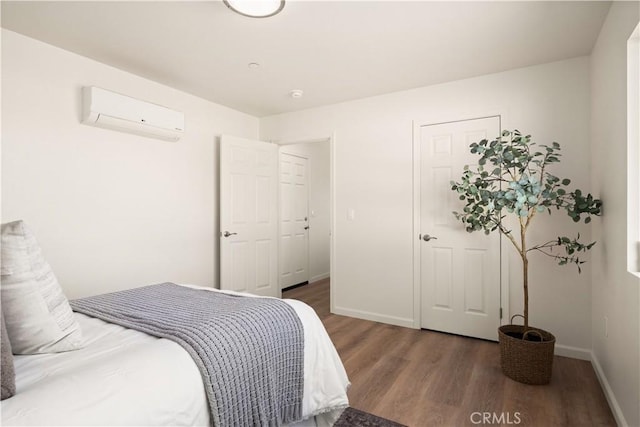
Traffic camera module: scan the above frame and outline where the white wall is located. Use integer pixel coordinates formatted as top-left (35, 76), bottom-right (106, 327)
top-left (280, 141), bottom-right (331, 283)
top-left (1, 30), bottom-right (259, 299)
top-left (589, 3), bottom-right (640, 426)
top-left (261, 57), bottom-right (594, 354)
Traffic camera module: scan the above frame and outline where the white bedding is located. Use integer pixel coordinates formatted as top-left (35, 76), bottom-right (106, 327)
top-left (1, 285), bottom-right (350, 426)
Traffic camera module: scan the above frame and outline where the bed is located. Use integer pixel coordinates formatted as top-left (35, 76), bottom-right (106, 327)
top-left (1, 220), bottom-right (350, 425)
top-left (0, 284), bottom-right (350, 426)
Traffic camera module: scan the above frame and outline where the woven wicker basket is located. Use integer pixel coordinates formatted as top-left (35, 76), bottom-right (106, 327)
top-left (498, 319), bottom-right (556, 385)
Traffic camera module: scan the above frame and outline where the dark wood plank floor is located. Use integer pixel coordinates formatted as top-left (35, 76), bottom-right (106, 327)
top-left (284, 279), bottom-right (616, 427)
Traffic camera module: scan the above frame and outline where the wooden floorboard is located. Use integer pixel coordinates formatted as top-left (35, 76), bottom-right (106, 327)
top-left (284, 279), bottom-right (616, 427)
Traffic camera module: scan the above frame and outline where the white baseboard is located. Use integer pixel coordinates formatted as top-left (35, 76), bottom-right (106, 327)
top-left (310, 272), bottom-right (330, 283)
top-left (591, 352), bottom-right (628, 427)
top-left (554, 344), bottom-right (591, 361)
top-left (332, 306), bottom-right (415, 328)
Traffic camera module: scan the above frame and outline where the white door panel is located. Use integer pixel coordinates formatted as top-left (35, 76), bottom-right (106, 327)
top-left (420, 117), bottom-right (501, 341)
top-left (279, 152), bottom-right (309, 289)
top-left (220, 135), bottom-right (278, 297)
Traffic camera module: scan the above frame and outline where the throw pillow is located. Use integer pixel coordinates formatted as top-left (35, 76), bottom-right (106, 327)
top-left (1, 220), bottom-right (83, 354)
top-left (1, 312), bottom-right (15, 400)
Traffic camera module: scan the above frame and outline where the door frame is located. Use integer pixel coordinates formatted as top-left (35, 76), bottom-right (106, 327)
top-left (277, 150), bottom-right (310, 290)
top-left (276, 134), bottom-right (336, 311)
top-left (412, 115), bottom-right (510, 330)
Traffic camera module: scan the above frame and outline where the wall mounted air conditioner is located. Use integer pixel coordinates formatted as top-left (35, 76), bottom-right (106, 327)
top-left (82, 86), bottom-right (185, 142)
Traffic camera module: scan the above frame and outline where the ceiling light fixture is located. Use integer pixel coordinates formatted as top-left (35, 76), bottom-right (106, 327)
top-left (290, 90), bottom-right (304, 99)
top-left (223, 0), bottom-right (285, 18)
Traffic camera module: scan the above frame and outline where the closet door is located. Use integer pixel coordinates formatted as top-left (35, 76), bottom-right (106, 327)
top-left (279, 152), bottom-right (309, 289)
top-left (419, 117), bottom-right (501, 341)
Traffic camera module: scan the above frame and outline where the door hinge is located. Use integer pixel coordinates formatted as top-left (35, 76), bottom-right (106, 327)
top-left (500, 307), bottom-right (503, 319)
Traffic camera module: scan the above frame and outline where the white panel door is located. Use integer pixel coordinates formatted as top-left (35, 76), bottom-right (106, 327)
top-left (220, 135), bottom-right (279, 297)
top-left (279, 152), bottom-right (310, 289)
top-left (420, 116), bottom-right (501, 341)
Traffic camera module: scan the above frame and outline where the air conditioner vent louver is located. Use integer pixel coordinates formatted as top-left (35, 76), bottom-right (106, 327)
top-left (82, 87), bottom-right (184, 142)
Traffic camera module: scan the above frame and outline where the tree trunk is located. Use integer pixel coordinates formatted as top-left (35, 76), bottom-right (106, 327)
top-left (523, 255), bottom-right (529, 330)
top-left (521, 223), bottom-right (529, 330)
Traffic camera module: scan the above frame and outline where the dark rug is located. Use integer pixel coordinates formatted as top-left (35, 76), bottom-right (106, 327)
top-left (334, 407), bottom-right (407, 427)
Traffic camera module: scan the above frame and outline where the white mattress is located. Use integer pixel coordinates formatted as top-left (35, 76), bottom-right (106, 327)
top-left (1, 285), bottom-right (350, 426)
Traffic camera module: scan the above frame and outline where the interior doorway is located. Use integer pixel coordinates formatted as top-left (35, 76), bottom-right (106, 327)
top-left (278, 139), bottom-right (331, 293)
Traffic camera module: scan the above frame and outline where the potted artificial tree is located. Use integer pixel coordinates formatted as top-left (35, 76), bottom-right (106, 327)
top-left (451, 130), bottom-right (602, 385)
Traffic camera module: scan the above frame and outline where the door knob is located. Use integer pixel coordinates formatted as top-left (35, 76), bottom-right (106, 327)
top-left (422, 234), bottom-right (438, 242)
top-left (222, 231), bottom-right (237, 237)
top-left (304, 226), bottom-right (309, 230)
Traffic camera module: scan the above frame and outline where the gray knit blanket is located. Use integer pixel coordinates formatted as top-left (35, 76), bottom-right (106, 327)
top-left (70, 283), bottom-right (304, 427)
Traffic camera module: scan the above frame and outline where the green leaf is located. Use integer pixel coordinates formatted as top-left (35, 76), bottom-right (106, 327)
top-left (450, 130), bottom-right (601, 269)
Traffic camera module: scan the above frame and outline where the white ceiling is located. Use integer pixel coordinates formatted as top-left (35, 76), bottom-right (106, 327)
top-left (1, 1), bottom-right (611, 117)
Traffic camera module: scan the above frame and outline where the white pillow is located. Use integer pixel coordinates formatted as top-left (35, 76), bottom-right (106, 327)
top-left (0, 220), bottom-right (83, 354)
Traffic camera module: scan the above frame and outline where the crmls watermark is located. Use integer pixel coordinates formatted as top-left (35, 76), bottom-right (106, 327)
top-left (470, 412), bottom-right (522, 425)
